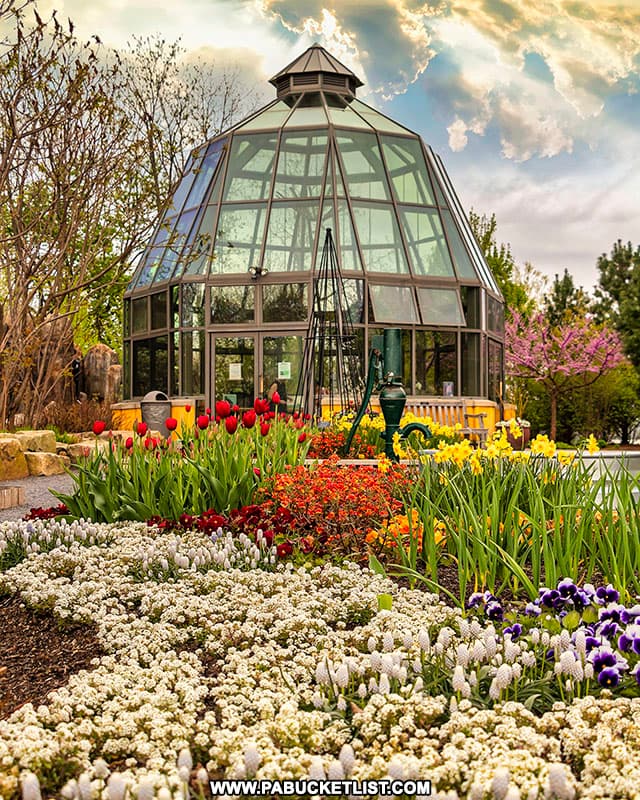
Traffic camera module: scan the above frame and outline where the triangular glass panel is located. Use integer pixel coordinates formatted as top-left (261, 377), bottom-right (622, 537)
top-left (238, 101), bottom-right (292, 131)
top-left (336, 201), bottom-right (363, 272)
top-left (440, 209), bottom-right (478, 281)
top-left (324, 155), bottom-right (334, 197)
top-left (350, 100), bottom-right (414, 135)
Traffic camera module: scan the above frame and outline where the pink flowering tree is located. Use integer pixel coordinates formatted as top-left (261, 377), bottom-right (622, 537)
top-left (505, 311), bottom-right (625, 440)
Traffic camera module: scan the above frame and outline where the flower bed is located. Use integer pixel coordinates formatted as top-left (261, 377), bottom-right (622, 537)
top-left (5, 410), bottom-right (640, 797)
top-left (2, 517), bottom-right (640, 798)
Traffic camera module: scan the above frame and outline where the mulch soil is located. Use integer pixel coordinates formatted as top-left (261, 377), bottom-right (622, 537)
top-left (0, 594), bottom-right (104, 720)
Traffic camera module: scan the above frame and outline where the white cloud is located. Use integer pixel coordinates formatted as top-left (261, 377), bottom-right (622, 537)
top-left (257, 1), bottom-right (437, 97)
top-left (447, 117), bottom-right (469, 150)
top-left (451, 155), bottom-right (640, 290)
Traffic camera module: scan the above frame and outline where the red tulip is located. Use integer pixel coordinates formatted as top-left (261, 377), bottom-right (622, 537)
top-left (125, 436), bottom-right (133, 449)
top-left (271, 391), bottom-right (281, 405)
top-left (254, 398), bottom-right (270, 415)
top-left (205, 407), bottom-right (212, 416)
top-left (144, 436), bottom-right (157, 450)
top-left (92, 420), bottom-right (106, 436)
top-left (196, 414), bottom-right (210, 430)
top-left (165, 417), bottom-right (178, 431)
top-left (298, 432), bottom-right (307, 443)
top-left (260, 422), bottom-right (270, 437)
top-left (232, 404), bottom-right (240, 413)
top-left (185, 404), bottom-right (191, 412)
top-left (253, 467), bottom-right (261, 477)
top-left (225, 415), bottom-right (238, 434)
top-left (215, 400), bottom-right (231, 418)
top-left (136, 421), bottom-right (148, 437)
top-left (242, 409), bottom-right (257, 429)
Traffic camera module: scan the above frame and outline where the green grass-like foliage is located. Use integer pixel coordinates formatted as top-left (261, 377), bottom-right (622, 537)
top-left (390, 454), bottom-right (640, 604)
top-left (55, 415), bottom-right (313, 522)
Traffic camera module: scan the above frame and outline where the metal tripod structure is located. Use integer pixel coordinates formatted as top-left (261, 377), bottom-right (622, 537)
top-left (294, 228), bottom-right (364, 420)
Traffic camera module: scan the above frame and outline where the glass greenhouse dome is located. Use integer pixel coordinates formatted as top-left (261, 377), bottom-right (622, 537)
top-left (123, 45), bottom-right (505, 412)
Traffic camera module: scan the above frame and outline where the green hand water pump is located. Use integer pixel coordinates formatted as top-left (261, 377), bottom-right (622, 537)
top-left (344, 329), bottom-right (432, 461)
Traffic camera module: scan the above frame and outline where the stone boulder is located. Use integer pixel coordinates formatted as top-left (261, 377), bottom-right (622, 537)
top-left (106, 364), bottom-right (123, 403)
top-left (67, 439), bottom-right (109, 464)
top-left (24, 452), bottom-right (66, 477)
top-left (83, 344), bottom-right (120, 401)
top-left (12, 429), bottom-right (57, 454)
top-left (0, 437), bottom-right (29, 480)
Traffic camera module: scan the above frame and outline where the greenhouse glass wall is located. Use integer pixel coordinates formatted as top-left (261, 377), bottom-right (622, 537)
top-left (123, 45), bottom-right (505, 412)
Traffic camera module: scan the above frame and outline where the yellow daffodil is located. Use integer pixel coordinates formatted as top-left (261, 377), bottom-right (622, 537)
top-left (530, 434), bottom-right (557, 459)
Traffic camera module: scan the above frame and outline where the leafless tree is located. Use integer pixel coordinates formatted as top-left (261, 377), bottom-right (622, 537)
top-left (117, 35), bottom-right (264, 215)
top-left (0, 2), bottom-right (148, 425)
top-left (0, 8), bottom-right (263, 427)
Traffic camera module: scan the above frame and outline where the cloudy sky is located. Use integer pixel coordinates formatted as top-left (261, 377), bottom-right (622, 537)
top-left (35, 0), bottom-right (640, 293)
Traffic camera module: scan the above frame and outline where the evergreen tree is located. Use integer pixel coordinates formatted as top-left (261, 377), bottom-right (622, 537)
top-left (543, 268), bottom-right (590, 326)
top-left (593, 240), bottom-right (640, 369)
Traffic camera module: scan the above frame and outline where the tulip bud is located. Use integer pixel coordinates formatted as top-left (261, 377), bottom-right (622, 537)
top-left (136, 421), bottom-right (148, 437)
top-left (225, 416), bottom-right (238, 434)
top-left (92, 420), bottom-right (106, 436)
top-left (197, 415), bottom-right (210, 430)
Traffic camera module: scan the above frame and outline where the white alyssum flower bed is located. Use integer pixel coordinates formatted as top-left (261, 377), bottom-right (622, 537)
top-left (1, 518), bottom-right (640, 799)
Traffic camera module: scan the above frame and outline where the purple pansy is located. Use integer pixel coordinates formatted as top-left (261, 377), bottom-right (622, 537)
top-left (595, 585), bottom-right (620, 604)
top-left (597, 667), bottom-right (622, 687)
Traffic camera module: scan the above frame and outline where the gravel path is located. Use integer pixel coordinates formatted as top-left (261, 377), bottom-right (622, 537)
top-left (0, 473), bottom-right (75, 522)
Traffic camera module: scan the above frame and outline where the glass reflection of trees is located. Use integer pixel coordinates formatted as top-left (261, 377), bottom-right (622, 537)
top-left (211, 285), bottom-right (255, 324)
top-left (415, 331), bottom-right (456, 395)
top-left (263, 284), bottom-right (307, 322)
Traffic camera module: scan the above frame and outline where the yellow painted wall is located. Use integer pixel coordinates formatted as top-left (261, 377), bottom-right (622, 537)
top-left (111, 402), bottom-right (140, 432)
top-left (111, 398), bottom-right (196, 439)
top-left (171, 398), bottom-right (196, 436)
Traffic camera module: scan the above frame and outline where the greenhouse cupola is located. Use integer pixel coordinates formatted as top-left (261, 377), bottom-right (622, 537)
top-left (123, 44), bottom-right (505, 415)
top-left (269, 43), bottom-right (363, 100)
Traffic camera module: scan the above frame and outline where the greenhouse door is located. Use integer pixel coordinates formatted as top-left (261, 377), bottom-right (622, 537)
top-left (212, 336), bottom-right (255, 409)
top-left (260, 334), bottom-right (304, 414)
top-left (211, 333), bottom-right (304, 411)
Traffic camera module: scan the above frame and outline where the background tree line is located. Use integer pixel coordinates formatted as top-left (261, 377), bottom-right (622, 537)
top-left (0, 0), bottom-right (260, 426)
top-left (470, 211), bottom-right (640, 444)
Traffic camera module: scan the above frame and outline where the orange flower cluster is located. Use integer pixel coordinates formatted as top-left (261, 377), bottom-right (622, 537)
top-left (261, 455), bottom-right (410, 559)
top-left (367, 510), bottom-right (447, 553)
